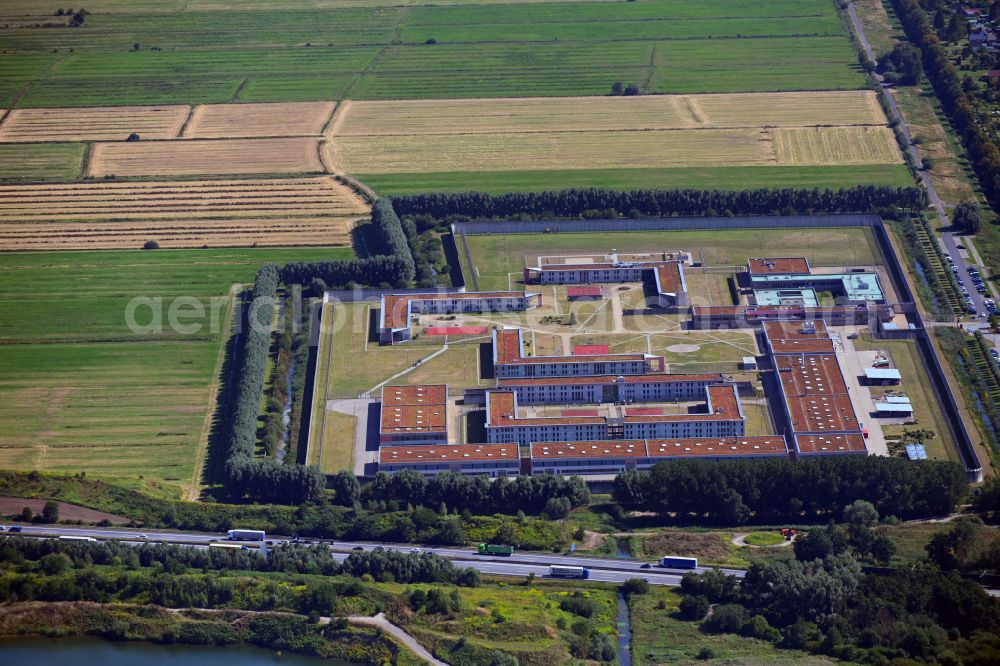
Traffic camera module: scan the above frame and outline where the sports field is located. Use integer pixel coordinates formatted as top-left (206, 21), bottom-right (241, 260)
top-left (0, 247), bottom-right (351, 494)
top-left (0, 177), bottom-right (366, 250)
top-left (0, 0), bottom-right (865, 106)
top-left (461, 228), bottom-right (881, 291)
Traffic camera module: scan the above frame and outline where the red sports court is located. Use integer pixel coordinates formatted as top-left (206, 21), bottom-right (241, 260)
top-left (425, 326), bottom-right (487, 336)
top-left (573, 344), bottom-right (610, 355)
top-left (626, 408), bottom-right (664, 416)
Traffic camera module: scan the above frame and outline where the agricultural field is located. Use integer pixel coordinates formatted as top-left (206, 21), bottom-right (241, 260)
top-left (0, 246), bottom-right (351, 495)
top-left (329, 92), bottom-right (901, 178)
top-left (461, 228), bottom-right (881, 292)
top-left (0, 0), bottom-right (866, 107)
top-left (0, 143), bottom-right (86, 182)
top-left (0, 105), bottom-right (189, 142)
top-left (87, 137), bottom-right (324, 177)
top-left (0, 177), bottom-right (367, 250)
top-left (183, 101), bottom-right (337, 139)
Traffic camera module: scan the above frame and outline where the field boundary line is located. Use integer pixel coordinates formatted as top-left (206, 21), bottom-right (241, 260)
top-left (187, 282), bottom-right (238, 501)
top-left (324, 100), bottom-right (352, 137)
top-left (177, 105), bottom-right (197, 138)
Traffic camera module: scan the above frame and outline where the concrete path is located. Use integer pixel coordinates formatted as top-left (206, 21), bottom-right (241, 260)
top-left (349, 613), bottom-right (449, 666)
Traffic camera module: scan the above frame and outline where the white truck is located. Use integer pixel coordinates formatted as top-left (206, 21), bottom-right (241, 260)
top-left (227, 529), bottom-right (266, 542)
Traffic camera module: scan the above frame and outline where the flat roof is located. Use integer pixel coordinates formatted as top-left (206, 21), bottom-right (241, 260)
top-left (769, 338), bottom-right (836, 354)
top-left (529, 436), bottom-right (788, 460)
top-left (380, 444), bottom-right (519, 464)
top-left (763, 320), bottom-right (828, 339)
top-left (754, 287), bottom-right (820, 308)
top-left (875, 401), bottom-right (913, 412)
top-left (494, 328), bottom-right (650, 366)
top-left (776, 354), bottom-right (849, 394)
top-left (748, 257), bottom-right (811, 275)
top-left (497, 373), bottom-right (722, 387)
top-left (381, 384), bottom-right (448, 434)
top-left (795, 433), bottom-right (867, 454)
top-left (864, 367), bottom-right (902, 379)
top-left (381, 291), bottom-right (529, 330)
top-left (533, 260), bottom-right (684, 297)
top-left (382, 384), bottom-right (447, 405)
top-left (751, 272), bottom-right (884, 302)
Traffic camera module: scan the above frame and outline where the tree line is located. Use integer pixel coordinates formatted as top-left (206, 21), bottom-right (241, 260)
top-left (612, 456), bottom-right (967, 524)
top-left (223, 264), bottom-right (325, 504)
top-left (388, 185), bottom-right (927, 222)
top-left (890, 0), bottom-right (1000, 215)
top-left (369, 470), bottom-right (591, 518)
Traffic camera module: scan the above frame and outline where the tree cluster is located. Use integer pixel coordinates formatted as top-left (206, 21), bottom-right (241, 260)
top-left (370, 470), bottom-right (591, 517)
top-left (339, 548), bottom-right (480, 586)
top-left (891, 0), bottom-right (1000, 215)
top-left (612, 457), bottom-right (967, 524)
top-left (676, 553), bottom-right (1000, 664)
top-left (280, 255), bottom-right (413, 291)
top-left (223, 264), bottom-right (325, 504)
top-left (877, 42), bottom-right (923, 84)
top-left (389, 185), bottom-right (927, 221)
top-left (792, 500), bottom-right (896, 565)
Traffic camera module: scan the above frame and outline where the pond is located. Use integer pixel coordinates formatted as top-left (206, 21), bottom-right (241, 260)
top-left (0, 636), bottom-right (360, 666)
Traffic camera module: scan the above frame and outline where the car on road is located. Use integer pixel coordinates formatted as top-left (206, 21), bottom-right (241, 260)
top-left (352, 546), bottom-right (364, 551)
top-left (0, 526), bottom-right (6, 531)
top-left (137, 534), bottom-right (148, 540)
top-left (8, 526), bottom-right (21, 533)
top-left (640, 563), bottom-right (652, 569)
top-left (410, 548), bottom-right (423, 554)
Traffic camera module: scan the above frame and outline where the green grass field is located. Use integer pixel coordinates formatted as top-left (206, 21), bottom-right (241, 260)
top-left (359, 165), bottom-right (914, 196)
top-left (0, 143), bottom-right (86, 181)
top-left (0, 247), bottom-right (351, 492)
top-left (1, 0), bottom-right (865, 106)
top-left (462, 228), bottom-right (881, 291)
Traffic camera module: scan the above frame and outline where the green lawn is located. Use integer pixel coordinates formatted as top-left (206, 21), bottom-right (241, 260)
top-left (3, 0), bottom-right (866, 106)
top-left (463, 228), bottom-right (881, 291)
top-left (0, 143), bottom-right (86, 181)
top-left (0, 247), bottom-right (351, 492)
top-left (359, 165), bottom-right (914, 196)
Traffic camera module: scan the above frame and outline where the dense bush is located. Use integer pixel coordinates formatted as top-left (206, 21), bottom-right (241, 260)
top-left (389, 185), bottom-right (926, 221)
top-left (339, 548), bottom-right (480, 586)
top-left (613, 456), bottom-right (966, 524)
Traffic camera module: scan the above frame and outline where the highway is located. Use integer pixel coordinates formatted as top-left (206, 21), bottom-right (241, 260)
top-left (0, 523), bottom-right (743, 587)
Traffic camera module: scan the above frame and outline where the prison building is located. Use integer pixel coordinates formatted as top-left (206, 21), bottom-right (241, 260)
top-left (492, 328), bottom-right (665, 379)
top-left (378, 444), bottom-right (520, 477)
top-left (764, 321), bottom-right (867, 457)
top-left (689, 304), bottom-right (877, 329)
top-left (485, 385), bottom-right (745, 446)
top-left (497, 373), bottom-right (722, 405)
top-left (528, 436), bottom-right (788, 475)
top-left (747, 257), bottom-right (886, 305)
top-left (523, 259), bottom-right (688, 307)
top-left (379, 291), bottom-right (541, 345)
top-left (379, 384), bottom-right (449, 445)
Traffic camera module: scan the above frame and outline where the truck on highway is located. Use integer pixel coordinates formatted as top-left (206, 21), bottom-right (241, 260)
top-left (659, 556), bottom-right (698, 569)
top-left (550, 565), bottom-right (589, 579)
top-left (478, 543), bottom-right (515, 556)
top-left (58, 535), bottom-right (97, 542)
top-left (227, 529), bottom-right (265, 542)
top-left (210, 542), bottom-right (247, 551)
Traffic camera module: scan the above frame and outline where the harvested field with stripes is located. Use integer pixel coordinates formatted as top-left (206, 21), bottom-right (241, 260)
top-left (0, 105), bottom-right (190, 142)
top-left (771, 126), bottom-right (902, 165)
top-left (333, 91), bottom-right (887, 136)
top-left (182, 101), bottom-right (337, 138)
top-left (0, 177), bottom-right (366, 250)
top-left (88, 137), bottom-right (324, 177)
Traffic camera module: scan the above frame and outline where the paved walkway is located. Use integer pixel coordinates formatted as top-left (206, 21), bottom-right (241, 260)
top-left (349, 613), bottom-right (449, 666)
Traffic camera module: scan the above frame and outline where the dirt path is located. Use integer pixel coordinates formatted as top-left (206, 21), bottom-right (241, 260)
top-left (731, 533), bottom-right (795, 548)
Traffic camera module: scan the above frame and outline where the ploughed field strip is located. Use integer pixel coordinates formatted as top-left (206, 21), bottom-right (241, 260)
top-left (87, 137), bottom-right (324, 177)
top-left (0, 177), bottom-right (366, 250)
top-left (0, 105), bottom-right (190, 142)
